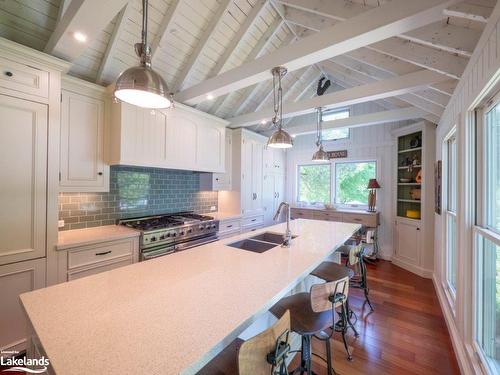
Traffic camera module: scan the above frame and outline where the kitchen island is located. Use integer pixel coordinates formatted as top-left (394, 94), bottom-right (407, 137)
top-left (20, 219), bottom-right (360, 375)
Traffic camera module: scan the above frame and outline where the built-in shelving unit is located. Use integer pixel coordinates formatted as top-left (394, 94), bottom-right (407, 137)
top-left (396, 131), bottom-right (422, 219)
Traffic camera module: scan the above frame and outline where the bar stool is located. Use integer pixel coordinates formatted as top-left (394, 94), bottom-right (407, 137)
top-left (197, 310), bottom-right (291, 375)
top-left (315, 244), bottom-right (374, 311)
top-left (269, 276), bottom-right (350, 374)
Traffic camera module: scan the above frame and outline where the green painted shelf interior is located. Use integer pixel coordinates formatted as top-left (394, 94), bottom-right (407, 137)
top-left (397, 131), bottom-right (422, 220)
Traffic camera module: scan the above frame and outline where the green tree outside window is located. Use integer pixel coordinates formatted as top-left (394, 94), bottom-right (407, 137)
top-left (297, 165), bottom-right (331, 204)
top-left (335, 161), bottom-right (376, 205)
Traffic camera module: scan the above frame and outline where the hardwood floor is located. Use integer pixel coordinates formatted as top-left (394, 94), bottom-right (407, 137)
top-left (293, 260), bottom-right (460, 375)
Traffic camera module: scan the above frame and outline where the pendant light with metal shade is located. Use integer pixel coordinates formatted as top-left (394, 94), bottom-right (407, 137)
top-left (114, 0), bottom-right (172, 109)
top-left (267, 67), bottom-right (293, 149)
top-left (312, 107), bottom-right (329, 162)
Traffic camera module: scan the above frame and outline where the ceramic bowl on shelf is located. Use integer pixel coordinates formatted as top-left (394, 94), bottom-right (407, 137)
top-left (399, 178), bottom-right (411, 183)
top-left (406, 209), bottom-right (421, 219)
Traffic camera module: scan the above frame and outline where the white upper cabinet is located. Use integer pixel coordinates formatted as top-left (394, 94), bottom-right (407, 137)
top-left (109, 102), bottom-right (227, 173)
top-left (264, 148), bottom-right (285, 174)
top-left (60, 77), bottom-right (109, 192)
top-left (0, 94), bottom-right (47, 265)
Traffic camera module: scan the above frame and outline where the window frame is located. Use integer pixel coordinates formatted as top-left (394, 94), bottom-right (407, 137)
top-left (443, 127), bottom-right (458, 301)
top-left (321, 108), bottom-right (350, 141)
top-left (295, 163), bottom-right (332, 205)
top-left (332, 159), bottom-right (378, 210)
top-left (472, 92), bottom-right (500, 375)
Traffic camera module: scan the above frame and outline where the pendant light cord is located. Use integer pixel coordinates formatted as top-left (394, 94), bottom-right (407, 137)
top-left (272, 69), bottom-right (283, 130)
top-left (316, 107), bottom-right (323, 147)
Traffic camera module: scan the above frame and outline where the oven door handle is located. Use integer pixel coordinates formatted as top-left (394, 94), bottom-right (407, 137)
top-left (175, 236), bottom-right (219, 251)
top-left (142, 247), bottom-right (175, 260)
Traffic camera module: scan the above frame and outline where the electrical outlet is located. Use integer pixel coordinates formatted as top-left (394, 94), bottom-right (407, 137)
top-left (58, 220), bottom-right (65, 228)
top-left (210, 206), bottom-right (216, 211)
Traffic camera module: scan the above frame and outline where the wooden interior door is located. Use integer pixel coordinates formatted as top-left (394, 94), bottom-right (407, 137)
top-left (0, 94), bottom-right (47, 265)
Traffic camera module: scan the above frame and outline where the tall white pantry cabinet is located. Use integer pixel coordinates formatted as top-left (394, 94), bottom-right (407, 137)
top-left (0, 38), bottom-right (69, 353)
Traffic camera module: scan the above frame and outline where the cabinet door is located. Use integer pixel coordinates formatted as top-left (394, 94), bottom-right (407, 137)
top-left (0, 95), bottom-right (47, 265)
top-left (273, 149), bottom-right (285, 172)
top-left (60, 90), bottom-right (108, 192)
top-left (395, 220), bottom-right (421, 264)
top-left (241, 137), bottom-right (253, 214)
top-left (262, 173), bottom-right (275, 226)
top-left (273, 174), bottom-right (286, 222)
top-left (213, 132), bottom-right (232, 190)
top-left (197, 122), bottom-right (224, 172)
top-left (166, 110), bottom-right (197, 169)
top-left (251, 141), bottom-right (264, 211)
top-left (0, 259), bottom-right (45, 352)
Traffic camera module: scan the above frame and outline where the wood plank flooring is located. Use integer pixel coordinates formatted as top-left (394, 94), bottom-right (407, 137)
top-left (294, 260), bottom-right (460, 375)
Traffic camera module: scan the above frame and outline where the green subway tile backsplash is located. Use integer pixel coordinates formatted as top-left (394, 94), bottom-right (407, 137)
top-left (58, 166), bottom-right (218, 231)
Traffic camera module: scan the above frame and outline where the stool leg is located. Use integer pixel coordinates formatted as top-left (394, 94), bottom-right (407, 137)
top-left (345, 298), bottom-right (359, 337)
top-left (364, 287), bottom-right (374, 311)
top-left (299, 334), bottom-right (313, 375)
top-left (340, 303), bottom-right (353, 361)
top-left (325, 336), bottom-right (334, 375)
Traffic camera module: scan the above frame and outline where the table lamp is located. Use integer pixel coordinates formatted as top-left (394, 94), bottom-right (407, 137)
top-left (367, 179), bottom-right (381, 212)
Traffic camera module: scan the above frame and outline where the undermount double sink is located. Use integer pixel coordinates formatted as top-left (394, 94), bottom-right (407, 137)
top-left (227, 232), bottom-right (297, 253)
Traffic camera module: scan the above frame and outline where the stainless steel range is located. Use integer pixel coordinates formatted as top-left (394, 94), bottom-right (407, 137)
top-left (118, 212), bottom-right (219, 261)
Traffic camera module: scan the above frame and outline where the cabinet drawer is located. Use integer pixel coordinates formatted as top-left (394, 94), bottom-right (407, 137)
top-left (290, 209), bottom-right (314, 220)
top-left (313, 211), bottom-right (343, 221)
top-left (68, 258), bottom-right (133, 281)
top-left (0, 57), bottom-right (49, 99)
top-left (242, 224), bottom-right (265, 234)
top-left (219, 218), bottom-right (241, 234)
top-left (68, 239), bottom-right (135, 270)
top-left (242, 215), bottom-right (264, 228)
top-left (342, 213), bottom-right (377, 227)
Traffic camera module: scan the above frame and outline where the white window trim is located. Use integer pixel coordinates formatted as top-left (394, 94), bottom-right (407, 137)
top-left (321, 108), bottom-right (351, 142)
top-left (442, 126), bottom-right (458, 306)
top-left (331, 158), bottom-right (378, 210)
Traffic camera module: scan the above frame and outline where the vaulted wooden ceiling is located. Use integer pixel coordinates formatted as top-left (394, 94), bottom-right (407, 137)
top-left (1, 0), bottom-right (496, 132)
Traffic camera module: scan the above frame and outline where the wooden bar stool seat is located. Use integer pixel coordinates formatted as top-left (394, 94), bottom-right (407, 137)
top-left (311, 261), bottom-right (354, 282)
top-left (198, 311), bottom-right (291, 375)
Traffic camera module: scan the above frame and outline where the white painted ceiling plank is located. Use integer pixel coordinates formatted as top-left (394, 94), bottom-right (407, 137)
top-left (289, 107), bottom-right (428, 136)
top-left (172, 0), bottom-right (232, 92)
top-left (96, 3), bottom-right (130, 84)
top-left (150, 0), bottom-right (181, 60)
top-left (443, 2), bottom-right (492, 22)
top-left (176, 0), bottom-right (455, 105)
top-left (44, 0), bottom-right (128, 61)
top-left (228, 69), bottom-right (450, 127)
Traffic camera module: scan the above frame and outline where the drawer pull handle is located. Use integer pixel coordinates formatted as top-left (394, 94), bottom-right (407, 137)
top-left (353, 218), bottom-right (362, 222)
top-left (4, 71), bottom-right (13, 77)
top-left (95, 250), bottom-right (112, 256)
top-left (251, 219), bottom-right (257, 222)
top-left (226, 224), bottom-right (233, 228)
top-left (98, 172), bottom-right (103, 176)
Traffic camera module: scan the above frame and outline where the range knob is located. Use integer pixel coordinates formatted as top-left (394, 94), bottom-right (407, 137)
top-left (159, 234), bottom-right (165, 240)
top-left (187, 229), bottom-right (193, 234)
top-left (211, 224), bottom-right (217, 229)
top-left (150, 236), bottom-right (157, 242)
top-left (199, 225), bottom-right (205, 230)
top-left (179, 230), bottom-right (185, 236)
top-left (172, 232), bottom-right (177, 237)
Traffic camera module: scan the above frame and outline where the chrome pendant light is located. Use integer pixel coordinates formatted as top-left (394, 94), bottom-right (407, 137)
top-left (312, 107), bottom-right (329, 162)
top-left (267, 67), bottom-right (293, 149)
top-left (114, 0), bottom-right (171, 109)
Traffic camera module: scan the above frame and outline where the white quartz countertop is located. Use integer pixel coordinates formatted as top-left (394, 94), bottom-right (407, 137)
top-left (21, 219), bottom-right (360, 375)
top-left (210, 211), bottom-right (243, 221)
top-left (57, 225), bottom-right (140, 250)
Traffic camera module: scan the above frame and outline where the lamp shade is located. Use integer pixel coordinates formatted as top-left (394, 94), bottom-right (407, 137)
top-left (268, 128), bottom-right (293, 149)
top-left (367, 178), bottom-right (381, 189)
top-left (312, 145), bottom-right (329, 162)
top-left (114, 65), bottom-right (171, 109)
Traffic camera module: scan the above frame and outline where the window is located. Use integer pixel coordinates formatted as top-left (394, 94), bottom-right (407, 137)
top-left (474, 98), bottom-right (500, 374)
top-left (334, 161), bottom-right (376, 207)
top-left (297, 164), bottom-right (331, 204)
top-left (445, 130), bottom-right (458, 294)
top-left (321, 108), bottom-right (350, 141)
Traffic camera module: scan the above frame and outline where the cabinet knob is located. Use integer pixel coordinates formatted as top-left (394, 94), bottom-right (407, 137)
top-left (4, 71), bottom-right (13, 77)
top-left (98, 172), bottom-right (103, 176)
top-left (416, 228), bottom-right (420, 231)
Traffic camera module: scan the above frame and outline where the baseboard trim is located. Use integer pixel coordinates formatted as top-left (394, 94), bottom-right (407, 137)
top-left (391, 256), bottom-right (433, 278)
top-left (432, 275), bottom-right (474, 375)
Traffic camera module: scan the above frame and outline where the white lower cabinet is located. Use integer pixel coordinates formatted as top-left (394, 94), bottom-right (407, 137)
top-left (109, 102), bottom-right (227, 173)
top-left (394, 218), bottom-right (421, 266)
top-left (218, 217), bottom-right (242, 239)
top-left (57, 237), bottom-right (139, 282)
top-left (59, 77), bottom-right (109, 192)
top-left (263, 173), bottom-right (285, 226)
top-left (0, 259), bottom-right (45, 352)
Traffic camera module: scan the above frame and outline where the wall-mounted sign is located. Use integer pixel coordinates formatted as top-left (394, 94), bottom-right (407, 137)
top-left (327, 150), bottom-right (348, 159)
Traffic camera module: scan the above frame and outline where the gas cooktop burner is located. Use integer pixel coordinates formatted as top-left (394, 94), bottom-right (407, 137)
top-left (120, 212), bottom-right (215, 231)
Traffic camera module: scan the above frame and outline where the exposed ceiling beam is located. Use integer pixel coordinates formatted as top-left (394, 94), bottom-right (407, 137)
top-left (172, 0), bottom-right (232, 92)
top-left (208, 18), bottom-right (284, 115)
top-left (175, 0), bottom-right (455, 105)
top-left (322, 61), bottom-right (445, 117)
top-left (209, 0), bottom-right (268, 78)
top-left (45, 0), bottom-right (128, 61)
top-left (443, 2), bottom-right (492, 23)
top-left (228, 69), bottom-right (450, 127)
top-left (282, 3), bottom-right (468, 79)
top-left (96, 3), bottom-right (129, 84)
top-left (151, 0), bottom-right (182, 61)
top-left (288, 107), bottom-right (428, 136)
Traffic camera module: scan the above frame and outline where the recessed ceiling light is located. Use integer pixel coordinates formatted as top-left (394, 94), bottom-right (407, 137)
top-left (207, 94), bottom-right (214, 100)
top-left (260, 120), bottom-right (267, 125)
top-left (73, 31), bottom-right (87, 43)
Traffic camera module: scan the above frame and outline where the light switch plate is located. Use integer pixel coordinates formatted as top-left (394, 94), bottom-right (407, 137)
top-left (210, 206), bottom-right (216, 211)
top-left (58, 220), bottom-right (65, 228)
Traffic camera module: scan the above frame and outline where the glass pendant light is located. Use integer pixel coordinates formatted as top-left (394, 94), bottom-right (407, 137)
top-left (114, 0), bottom-right (171, 109)
top-left (268, 67), bottom-right (293, 149)
top-left (312, 107), bottom-right (329, 162)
